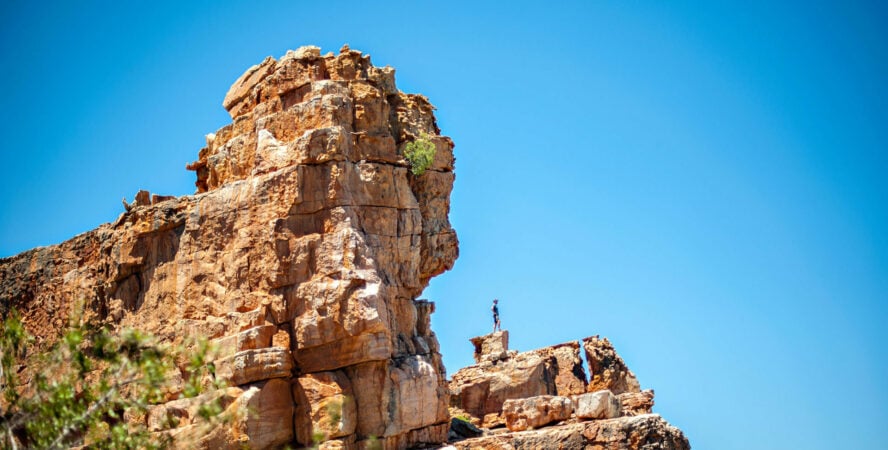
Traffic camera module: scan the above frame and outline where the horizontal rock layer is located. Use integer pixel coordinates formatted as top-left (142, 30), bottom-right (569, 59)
top-left (450, 414), bottom-right (690, 450)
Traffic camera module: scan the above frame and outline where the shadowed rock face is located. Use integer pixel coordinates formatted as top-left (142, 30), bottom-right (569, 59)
top-left (0, 45), bottom-right (457, 449)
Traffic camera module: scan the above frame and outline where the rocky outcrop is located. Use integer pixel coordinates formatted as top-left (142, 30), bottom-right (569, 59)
top-left (470, 331), bottom-right (509, 363)
top-left (450, 414), bottom-right (690, 450)
top-left (449, 333), bottom-right (587, 428)
top-left (0, 45), bottom-right (457, 449)
top-left (450, 349), bottom-right (552, 428)
top-left (529, 341), bottom-right (588, 396)
top-left (446, 333), bottom-right (688, 448)
top-left (583, 335), bottom-right (641, 395)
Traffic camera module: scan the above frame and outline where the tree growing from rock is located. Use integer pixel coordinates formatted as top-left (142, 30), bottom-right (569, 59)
top-left (403, 133), bottom-right (437, 175)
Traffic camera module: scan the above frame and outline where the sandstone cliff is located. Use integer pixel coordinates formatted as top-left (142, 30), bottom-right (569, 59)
top-left (0, 45), bottom-right (457, 449)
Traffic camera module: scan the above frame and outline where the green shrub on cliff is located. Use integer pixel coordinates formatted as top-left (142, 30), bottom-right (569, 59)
top-left (403, 133), bottom-right (437, 175)
top-left (0, 308), bottom-right (228, 449)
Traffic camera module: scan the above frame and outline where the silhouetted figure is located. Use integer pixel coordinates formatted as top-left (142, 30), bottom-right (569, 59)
top-left (492, 299), bottom-right (501, 332)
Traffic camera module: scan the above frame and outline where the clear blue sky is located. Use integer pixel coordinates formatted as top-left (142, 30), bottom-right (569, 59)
top-left (1, 1), bottom-right (885, 448)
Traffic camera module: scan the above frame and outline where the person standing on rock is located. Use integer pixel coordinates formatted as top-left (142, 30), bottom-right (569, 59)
top-left (492, 299), bottom-right (501, 332)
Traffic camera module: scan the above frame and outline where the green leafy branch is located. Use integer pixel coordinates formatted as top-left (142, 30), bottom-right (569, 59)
top-left (0, 306), bottom-right (228, 450)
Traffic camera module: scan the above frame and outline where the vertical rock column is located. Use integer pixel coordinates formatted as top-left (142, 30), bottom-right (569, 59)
top-left (198, 45), bottom-right (459, 449)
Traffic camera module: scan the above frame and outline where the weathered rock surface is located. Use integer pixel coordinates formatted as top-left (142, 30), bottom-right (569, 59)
top-left (574, 389), bottom-right (621, 420)
top-left (530, 341), bottom-right (587, 396)
top-left (293, 371), bottom-right (357, 443)
top-left (0, 45), bottom-right (457, 449)
top-left (449, 334), bottom-right (587, 427)
top-left (618, 389), bottom-right (656, 416)
top-left (583, 335), bottom-right (642, 395)
top-left (447, 334), bottom-right (688, 448)
top-left (449, 414), bottom-right (690, 450)
top-left (163, 379), bottom-right (294, 449)
top-left (502, 395), bottom-right (573, 432)
top-left (470, 330), bottom-right (509, 363)
top-left (215, 347), bottom-right (294, 385)
top-left (450, 349), bottom-right (552, 428)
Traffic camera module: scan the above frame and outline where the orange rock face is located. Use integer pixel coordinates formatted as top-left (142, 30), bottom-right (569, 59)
top-left (502, 395), bottom-right (574, 432)
top-left (0, 45), bottom-right (457, 449)
top-left (451, 414), bottom-right (690, 450)
top-left (583, 335), bottom-right (642, 395)
top-left (449, 335), bottom-right (588, 428)
top-left (447, 332), bottom-right (690, 449)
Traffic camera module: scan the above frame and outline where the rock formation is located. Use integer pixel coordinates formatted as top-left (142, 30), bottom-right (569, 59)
top-left (470, 330), bottom-right (510, 363)
top-left (0, 44), bottom-right (690, 450)
top-left (449, 336), bottom-right (587, 428)
top-left (0, 45), bottom-right (457, 449)
top-left (449, 414), bottom-right (690, 450)
top-left (583, 335), bottom-right (641, 395)
top-left (448, 332), bottom-right (690, 449)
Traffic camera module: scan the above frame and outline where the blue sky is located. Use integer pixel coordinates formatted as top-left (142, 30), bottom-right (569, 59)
top-left (1, 1), bottom-right (886, 448)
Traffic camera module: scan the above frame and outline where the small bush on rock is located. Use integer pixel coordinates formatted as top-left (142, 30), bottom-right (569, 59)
top-left (403, 133), bottom-right (436, 175)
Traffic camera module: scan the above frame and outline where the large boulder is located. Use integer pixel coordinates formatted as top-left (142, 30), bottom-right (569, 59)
top-left (530, 341), bottom-right (587, 396)
top-left (502, 395), bottom-right (573, 432)
top-left (574, 389), bottom-right (621, 420)
top-left (448, 417), bottom-right (483, 441)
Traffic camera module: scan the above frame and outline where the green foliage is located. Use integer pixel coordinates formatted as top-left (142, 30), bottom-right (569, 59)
top-left (365, 435), bottom-right (382, 450)
top-left (402, 133), bottom-right (437, 175)
top-left (0, 307), bottom-right (227, 449)
top-left (453, 414), bottom-right (472, 424)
